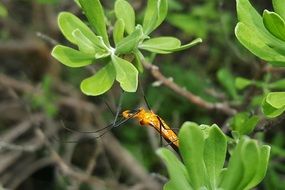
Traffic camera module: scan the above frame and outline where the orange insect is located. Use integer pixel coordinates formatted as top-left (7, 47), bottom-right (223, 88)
top-left (122, 107), bottom-right (179, 151)
top-left (60, 106), bottom-right (179, 152)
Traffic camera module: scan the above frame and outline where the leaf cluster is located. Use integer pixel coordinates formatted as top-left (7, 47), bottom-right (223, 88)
top-left (235, 0), bottom-right (285, 118)
top-left (157, 122), bottom-right (271, 190)
top-left (52, 0), bottom-right (202, 96)
top-left (235, 0), bottom-right (285, 66)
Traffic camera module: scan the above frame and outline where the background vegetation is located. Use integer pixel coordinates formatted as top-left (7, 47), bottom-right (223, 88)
top-left (0, 0), bottom-right (284, 189)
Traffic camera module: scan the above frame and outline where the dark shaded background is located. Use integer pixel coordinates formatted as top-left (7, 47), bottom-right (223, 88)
top-left (0, 0), bottom-right (284, 189)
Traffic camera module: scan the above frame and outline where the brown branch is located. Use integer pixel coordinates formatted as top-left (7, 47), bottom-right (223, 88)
top-left (142, 61), bottom-right (237, 116)
top-left (34, 127), bottom-right (107, 188)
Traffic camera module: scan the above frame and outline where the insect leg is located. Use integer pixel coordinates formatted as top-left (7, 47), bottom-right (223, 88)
top-left (156, 116), bottom-right (164, 147)
top-left (113, 90), bottom-right (125, 126)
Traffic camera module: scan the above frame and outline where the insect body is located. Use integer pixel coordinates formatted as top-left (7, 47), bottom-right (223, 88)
top-left (60, 106), bottom-right (179, 152)
top-left (122, 108), bottom-right (179, 150)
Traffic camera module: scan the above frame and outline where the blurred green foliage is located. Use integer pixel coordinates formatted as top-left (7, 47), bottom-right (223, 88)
top-left (158, 122), bottom-right (270, 190)
top-left (2, 0), bottom-right (285, 189)
top-left (0, 2), bottom-right (7, 17)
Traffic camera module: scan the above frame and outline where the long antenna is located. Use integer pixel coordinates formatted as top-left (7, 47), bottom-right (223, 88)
top-left (113, 90), bottom-right (125, 126)
top-left (59, 119), bottom-right (122, 134)
top-left (102, 97), bottom-right (115, 116)
top-left (139, 79), bottom-right (151, 110)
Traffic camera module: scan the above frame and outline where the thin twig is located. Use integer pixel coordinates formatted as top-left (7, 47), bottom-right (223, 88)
top-left (34, 127), bottom-right (107, 188)
top-left (142, 61), bottom-right (237, 116)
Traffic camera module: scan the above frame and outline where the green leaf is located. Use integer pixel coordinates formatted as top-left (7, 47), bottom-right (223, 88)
top-left (139, 37), bottom-right (202, 54)
top-left (266, 92), bottom-right (285, 109)
top-left (0, 2), bottom-right (8, 17)
top-left (115, 0), bottom-right (135, 34)
top-left (156, 148), bottom-right (192, 190)
top-left (237, 140), bottom-right (260, 190)
top-left (262, 95), bottom-right (285, 118)
top-left (143, 0), bottom-right (168, 34)
top-left (80, 63), bottom-right (115, 96)
top-left (237, 0), bottom-right (285, 45)
top-left (245, 145), bottom-right (271, 189)
top-left (113, 19), bottom-right (125, 45)
top-left (179, 122), bottom-right (208, 189)
top-left (231, 112), bottom-right (259, 135)
top-left (115, 25), bottom-right (144, 54)
top-left (235, 22), bottom-right (285, 64)
top-left (204, 125), bottom-right (227, 189)
top-left (133, 50), bottom-right (144, 73)
top-left (263, 10), bottom-right (285, 41)
top-left (139, 37), bottom-right (181, 53)
top-left (219, 138), bottom-right (245, 190)
top-left (235, 0), bottom-right (285, 65)
top-left (235, 77), bottom-right (252, 90)
top-left (217, 68), bottom-right (238, 99)
top-left (51, 45), bottom-right (93, 67)
top-left (167, 38), bottom-right (202, 52)
top-left (272, 0), bottom-right (285, 21)
top-left (269, 79), bottom-right (285, 90)
top-left (243, 116), bottom-right (259, 134)
top-left (79, 0), bottom-right (109, 46)
top-left (236, 0), bottom-right (263, 28)
top-left (58, 12), bottom-right (98, 45)
top-left (111, 55), bottom-right (138, 92)
top-left (72, 29), bottom-right (96, 54)
top-left (74, 0), bottom-right (81, 7)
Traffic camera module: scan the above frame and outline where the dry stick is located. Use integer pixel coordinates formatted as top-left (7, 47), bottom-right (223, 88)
top-left (0, 74), bottom-right (160, 189)
top-left (34, 127), bottom-right (107, 188)
top-left (142, 61), bottom-right (237, 116)
top-left (0, 74), bottom-right (161, 188)
top-left (9, 158), bottom-right (54, 189)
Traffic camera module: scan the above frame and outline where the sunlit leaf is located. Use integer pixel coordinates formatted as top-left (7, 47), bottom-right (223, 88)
top-left (235, 0), bottom-right (285, 65)
top-left (115, 25), bottom-right (144, 54)
top-left (51, 45), bottom-right (93, 67)
top-left (143, 0), bottom-right (168, 34)
top-left (235, 22), bottom-right (285, 65)
top-left (139, 37), bottom-right (181, 53)
top-left (156, 148), bottom-right (192, 190)
top-left (263, 10), bottom-right (285, 41)
top-left (113, 19), bottom-right (125, 45)
top-left (139, 37), bottom-right (202, 54)
top-left (204, 125), bottom-right (227, 188)
top-left (262, 94), bottom-right (285, 118)
top-left (179, 122), bottom-right (208, 189)
top-left (115, 0), bottom-right (135, 34)
top-left (245, 145), bottom-right (270, 189)
top-left (72, 29), bottom-right (96, 54)
top-left (133, 50), bottom-right (144, 73)
top-left (80, 63), bottom-right (115, 96)
top-left (111, 55), bottom-right (138, 92)
top-left (266, 92), bottom-right (285, 109)
top-left (58, 12), bottom-right (97, 45)
top-left (272, 0), bottom-right (285, 21)
top-left (79, 0), bottom-right (110, 46)
top-left (219, 138), bottom-right (246, 189)
top-left (235, 77), bottom-right (252, 90)
top-left (237, 140), bottom-right (260, 189)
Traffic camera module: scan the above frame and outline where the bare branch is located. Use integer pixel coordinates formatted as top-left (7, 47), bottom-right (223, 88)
top-left (142, 61), bottom-right (237, 116)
